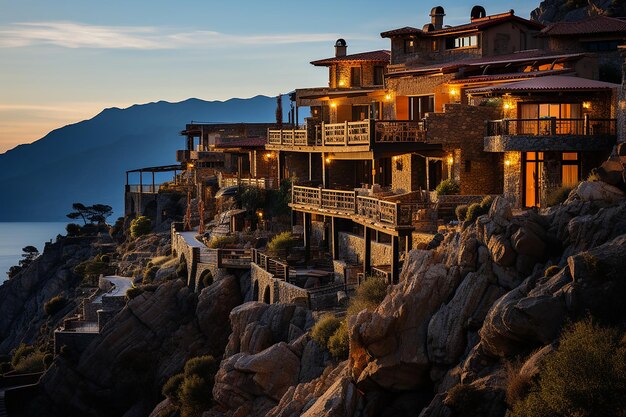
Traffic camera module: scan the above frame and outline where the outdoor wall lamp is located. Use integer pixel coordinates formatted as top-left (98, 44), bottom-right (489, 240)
top-left (505, 159), bottom-right (511, 167)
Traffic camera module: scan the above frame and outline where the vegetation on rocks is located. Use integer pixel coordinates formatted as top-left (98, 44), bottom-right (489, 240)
top-left (465, 195), bottom-right (494, 222)
top-left (311, 314), bottom-right (341, 346)
top-left (456, 204), bottom-right (469, 222)
top-left (142, 265), bottom-right (160, 284)
top-left (130, 216), bottom-right (152, 238)
top-left (66, 202), bottom-right (113, 225)
top-left (11, 344), bottom-right (46, 374)
top-left (207, 235), bottom-right (237, 249)
top-left (74, 254), bottom-right (115, 286)
top-left (125, 286), bottom-right (144, 300)
top-left (346, 277), bottom-right (387, 317)
top-left (163, 355), bottom-right (219, 417)
top-left (43, 295), bottom-right (68, 316)
top-left (512, 320), bottom-right (626, 417)
top-left (267, 231), bottom-right (297, 256)
top-left (545, 186), bottom-right (574, 207)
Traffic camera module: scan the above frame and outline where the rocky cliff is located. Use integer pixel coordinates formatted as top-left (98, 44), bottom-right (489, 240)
top-left (531, 0), bottom-right (626, 24)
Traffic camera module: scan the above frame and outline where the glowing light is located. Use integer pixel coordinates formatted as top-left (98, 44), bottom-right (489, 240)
top-left (583, 101), bottom-right (591, 110)
top-left (449, 89), bottom-right (458, 96)
top-left (338, 80), bottom-right (346, 87)
top-left (447, 156), bottom-right (454, 165)
top-left (330, 102), bottom-right (337, 108)
top-left (385, 94), bottom-right (392, 101)
top-left (325, 157), bottom-right (331, 164)
top-left (265, 152), bottom-right (272, 158)
top-left (187, 163), bottom-right (194, 169)
top-left (505, 159), bottom-right (511, 167)
top-left (503, 102), bottom-right (511, 110)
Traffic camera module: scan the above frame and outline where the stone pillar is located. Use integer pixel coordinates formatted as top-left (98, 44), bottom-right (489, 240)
top-left (331, 216), bottom-right (339, 260)
top-left (363, 227), bottom-right (372, 275)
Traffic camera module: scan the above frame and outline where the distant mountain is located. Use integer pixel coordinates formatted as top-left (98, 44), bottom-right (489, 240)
top-left (0, 96), bottom-right (280, 221)
top-left (531, 0), bottom-right (626, 24)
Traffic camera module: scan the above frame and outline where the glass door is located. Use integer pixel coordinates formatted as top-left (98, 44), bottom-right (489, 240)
top-left (524, 152), bottom-right (543, 207)
top-left (409, 95), bottom-right (434, 121)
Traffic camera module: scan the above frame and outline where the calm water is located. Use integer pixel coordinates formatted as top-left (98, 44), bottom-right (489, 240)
top-left (0, 222), bottom-right (68, 283)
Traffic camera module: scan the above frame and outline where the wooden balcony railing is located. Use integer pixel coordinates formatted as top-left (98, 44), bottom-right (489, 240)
top-left (251, 248), bottom-right (291, 281)
top-left (127, 184), bottom-right (160, 194)
top-left (221, 176), bottom-right (276, 189)
top-left (485, 118), bottom-right (616, 137)
top-left (200, 248), bottom-right (251, 268)
top-left (291, 185), bottom-right (414, 228)
top-left (267, 120), bottom-right (427, 149)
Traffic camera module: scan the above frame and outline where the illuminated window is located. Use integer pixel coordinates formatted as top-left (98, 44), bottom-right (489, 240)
top-left (562, 152), bottom-right (580, 187)
top-left (404, 39), bottom-right (416, 53)
top-left (446, 35), bottom-right (479, 49)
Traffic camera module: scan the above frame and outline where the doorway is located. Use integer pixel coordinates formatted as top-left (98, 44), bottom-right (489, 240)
top-left (523, 152), bottom-right (544, 207)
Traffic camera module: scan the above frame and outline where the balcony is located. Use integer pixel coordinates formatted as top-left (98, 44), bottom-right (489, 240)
top-left (126, 184), bottom-right (160, 194)
top-left (220, 175), bottom-right (276, 189)
top-left (290, 185), bottom-right (419, 232)
top-left (484, 118), bottom-right (616, 152)
top-left (267, 120), bottom-right (426, 152)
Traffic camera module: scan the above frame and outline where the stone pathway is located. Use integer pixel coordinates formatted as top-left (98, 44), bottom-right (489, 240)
top-left (180, 231), bottom-right (204, 248)
top-left (93, 275), bottom-right (134, 303)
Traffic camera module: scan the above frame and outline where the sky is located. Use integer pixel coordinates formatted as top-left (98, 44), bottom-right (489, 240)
top-left (0, 0), bottom-right (535, 153)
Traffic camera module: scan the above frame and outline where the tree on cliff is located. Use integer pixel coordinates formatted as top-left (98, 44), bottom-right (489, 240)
top-left (66, 203), bottom-right (113, 224)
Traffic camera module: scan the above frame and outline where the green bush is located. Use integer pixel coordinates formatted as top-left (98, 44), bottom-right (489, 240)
top-left (455, 204), bottom-right (469, 222)
top-left (44, 295), bottom-right (68, 316)
top-left (180, 375), bottom-right (213, 417)
top-left (130, 216), bottom-right (152, 239)
top-left (544, 266), bottom-right (560, 278)
top-left (435, 179), bottom-right (460, 196)
top-left (506, 360), bottom-right (532, 407)
top-left (200, 270), bottom-right (213, 288)
top-left (444, 384), bottom-right (483, 416)
top-left (512, 320), bottom-right (626, 417)
top-left (480, 195), bottom-right (494, 211)
top-left (13, 351), bottom-right (46, 374)
top-left (347, 277), bottom-right (387, 317)
top-left (328, 321), bottom-right (349, 360)
top-left (66, 223), bottom-right (81, 237)
top-left (267, 232), bottom-right (297, 256)
top-left (207, 235), bottom-right (237, 249)
top-left (143, 265), bottom-right (160, 284)
top-left (545, 186), bottom-right (574, 207)
top-left (11, 344), bottom-right (36, 368)
top-left (311, 314), bottom-right (341, 347)
top-left (239, 186), bottom-right (266, 215)
top-left (465, 203), bottom-right (482, 222)
top-left (184, 355), bottom-right (218, 380)
top-left (74, 255), bottom-right (115, 286)
top-left (126, 286), bottom-right (144, 300)
top-left (162, 373), bottom-right (185, 404)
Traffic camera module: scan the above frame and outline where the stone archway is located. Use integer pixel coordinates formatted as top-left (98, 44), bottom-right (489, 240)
top-left (253, 280), bottom-right (259, 301)
top-left (263, 285), bottom-right (271, 304)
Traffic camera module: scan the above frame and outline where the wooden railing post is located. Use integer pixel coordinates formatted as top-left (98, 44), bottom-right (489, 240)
top-left (318, 186), bottom-right (323, 209)
top-left (344, 121), bottom-right (349, 145)
top-left (321, 122), bottom-right (326, 145)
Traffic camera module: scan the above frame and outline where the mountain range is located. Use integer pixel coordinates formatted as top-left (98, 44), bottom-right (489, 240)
top-left (0, 96), bottom-right (280, 221)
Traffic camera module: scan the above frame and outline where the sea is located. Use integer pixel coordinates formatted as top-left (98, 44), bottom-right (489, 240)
top-left (0, 222), bottom-right (68, 283)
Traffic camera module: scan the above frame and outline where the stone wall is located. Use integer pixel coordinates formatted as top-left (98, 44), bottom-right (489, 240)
top-left (338, 232), bottom-right (392, 267)
top-left (330, 61), bottom-right (383, 89)
top-left (391, 154), bottom-right (427, 193)
top-left (275, 280), bottom-right (309, 307)
top-left (503, 152), bottom-right (522, 207)
top-left (484, 135), bottom-right (616, 153)
top-left (54, 331), bottom-right (98, 355)
top-left (426, 104), bottom-right (504, 195)
top-left (251, 263), bottom-right (274, 304)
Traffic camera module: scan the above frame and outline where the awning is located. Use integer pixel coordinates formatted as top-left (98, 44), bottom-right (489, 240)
top-left (466, 75), bottom-right (619, 95)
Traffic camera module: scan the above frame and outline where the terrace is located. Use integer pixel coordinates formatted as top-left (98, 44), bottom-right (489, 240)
top-left (266, 120), bottom-right (427, 152)
top-left (484, 117), bottom-right (617, 152)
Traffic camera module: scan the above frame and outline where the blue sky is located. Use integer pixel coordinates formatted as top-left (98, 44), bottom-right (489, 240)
top-left (0, 0), bottom-right (535, 152)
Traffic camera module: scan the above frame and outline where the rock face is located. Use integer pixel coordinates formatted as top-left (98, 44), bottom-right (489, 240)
top-left (212, 302), bottom-right (324, 417)
top-left (530, 0), bottom-right (623, 24)
top-left (0, 235), bottom-right (102, 354)
top-left (35, 276), bottom-right (242, 417)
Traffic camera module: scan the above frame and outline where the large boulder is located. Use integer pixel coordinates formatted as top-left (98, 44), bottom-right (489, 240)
top-left (575, 181), bottom-right (625, 204)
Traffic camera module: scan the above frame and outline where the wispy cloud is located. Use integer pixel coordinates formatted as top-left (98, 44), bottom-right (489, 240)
top-left (0, 21), bottom-right (358, 49)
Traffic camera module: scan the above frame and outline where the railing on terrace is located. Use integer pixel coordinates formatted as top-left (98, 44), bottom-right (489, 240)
top-left (127, 184), bottom-right (160, 193)
top-left (291, 186), bottom-right (414, 228)
top-left (221, 176), bottom-right (275, 189)
top-left (485, 118), bottom-right (616, 137)
top-left (268, 120), bottom-right (427, 148)
top-left (199, 248), bottom-right (251, 268)
top-left (251, 248), bottom-right (291, 281)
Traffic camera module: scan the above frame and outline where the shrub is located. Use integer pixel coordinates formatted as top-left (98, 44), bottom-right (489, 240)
top-left (267, 232), bottom-right (297, 256)
top-left (480, 195), bottom-right (494, 211)
top-left (328, 321), bottom-right (349, 360)
top-left (545, 186), bottom-right (574, 207)
top-left (66, 223), bottom-right (81, 237)
top-left (544, 266), bottom-right (560, 278)
top-left (465, 203), bottom-right (482, 222)
top-left (126, 286), bottom-right (144, 300)
top-left (512, 320), bottom-right (626, 417)
top-left (184, 355), bottom-right (218, 381)
top-left (311, 314), bottom-right (341, 347)
top-left (43, 353), bottom-right (54, 369)
top-left (130, 216), bottom-right (152, 239)
top-left (162, 373), bottom-right (185, 404)
top-left (444, 384), bottom-right (483, 416)
top-left (143, 265), bottom-right (160, 284)
top-left (435, 179), bottom-right (460, 196)
top-left (11, 344), bottom-right (36, 368)
top-left (200, 270), bottom-right (213, 288)
top-left (455, 204), bottom-right (468, 222)
top-left (506, 360), bottom-right (532, 407)
top-left (347, 277), bottom-right (387, 318)
top-left (207, 235), bottom-right (237, 249)
top-left (587, 171), bottom-right (600, 182)
top-left (180, 375), bottom-right (213, 417)
top-left (44, 295), bottom-right (68, 316)
top-left (74, 255), bottom-right (115, 286)
top-left (13, 351), bottom-right (45, 374)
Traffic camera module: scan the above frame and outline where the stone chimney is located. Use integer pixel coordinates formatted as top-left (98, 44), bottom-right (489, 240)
top-left (335, 39), bottom-right (347, 57)
top-left (430, 6), bottom-right (445, 30)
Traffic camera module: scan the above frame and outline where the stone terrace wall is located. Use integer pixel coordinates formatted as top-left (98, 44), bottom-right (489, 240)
top-left (251, 263), bottom-right (274, 304)
top-left (427, 104), bottom-right (503, 195)
top-left (338, 232), bottom-right (392, 267)
top-left (275, 280), bottom-right (309, 307)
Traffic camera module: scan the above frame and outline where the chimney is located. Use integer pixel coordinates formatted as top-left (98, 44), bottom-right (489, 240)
top-left (430, 6), bottom-right (445, 30)
top-left (335, 39), bottom-right (347, 57)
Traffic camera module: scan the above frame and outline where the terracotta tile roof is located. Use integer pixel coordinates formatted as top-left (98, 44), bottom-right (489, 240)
top-left (380, 26), bottom-right (421, 38)
top-left (311, 50), bottom-right (391, 66)
top-left (466, 75), bottom-right (620, 94)
top-left (216, 137), bottom-right (267, 148)
top-left (387, 50), bottom-right (586, 76)
top-left (381, 11), bottom-right (543, 38)
top-left (540, 16), bottom-right (626, 36)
